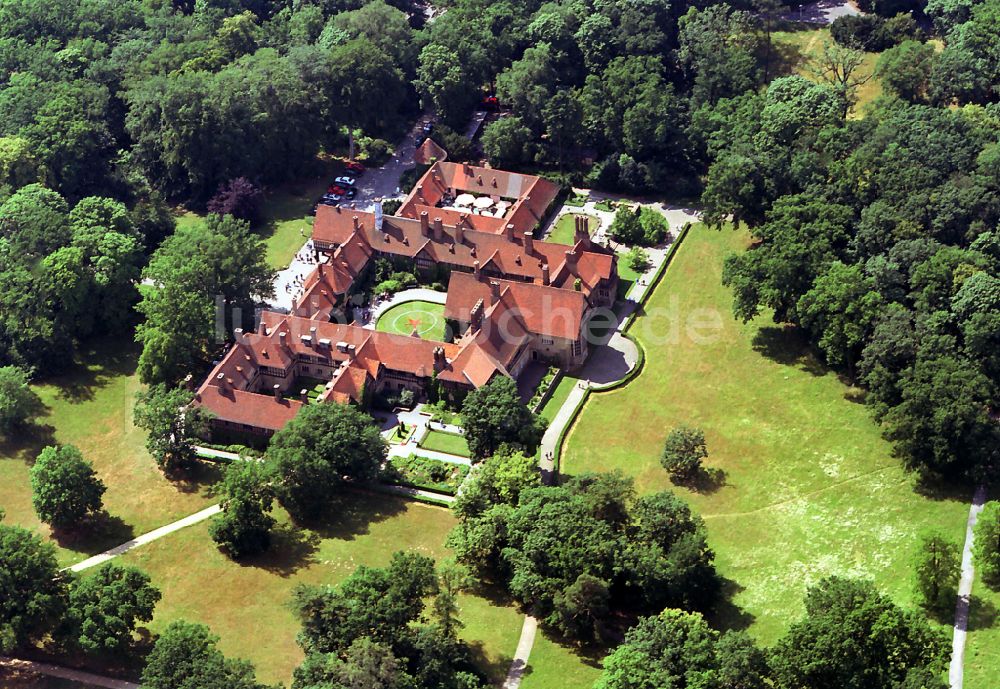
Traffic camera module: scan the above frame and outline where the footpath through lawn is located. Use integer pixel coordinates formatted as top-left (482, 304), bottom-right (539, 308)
top-left (0, 340), bottom-right (217, 567)
top-left (555, 226), bottom-right (968, 658)
top-left (118, 495), bottom-right (523, 687)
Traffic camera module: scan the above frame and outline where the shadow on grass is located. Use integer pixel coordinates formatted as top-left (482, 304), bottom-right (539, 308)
top-left (0, 422), bottom-right (56, 463)
top-left (44, 338), bottom-right (140, 404)
top-left (53, 511), bottom-right (136, 557)
top-left (912, 476), bottom-right (979, 505)
top-left (751, 325), bottom-right (828, 377)
top-left (968, 594), bottom-right (1000, 632)
top-left (669, 466), bottom-right (728, 495)
top-left (240, 522), bottom-right (320, 578)
top-left (297, 489), bottom-right (408, 542)
top-left (708, 577), bottom-right (756, 633)
top-left (171, 461), bottom-right (225, 496)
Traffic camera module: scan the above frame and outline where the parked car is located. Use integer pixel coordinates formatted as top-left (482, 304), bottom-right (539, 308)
top-left (481, 95), bottom-right (499, 111)
top-left (345, 161), bottom-right (365, 174)
top-left (334, 176), bottom-right (356, 187)
top-left (422, 122), bottom-right (434, 135)
top-left (319, 193), bottom-right (341, 206)
top-left (344, 188), bottom-right (357, 200)
top-left (328, 184), bottom-right (347, 195)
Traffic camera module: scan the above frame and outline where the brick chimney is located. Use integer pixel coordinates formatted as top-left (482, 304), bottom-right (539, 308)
top-left (433, 346), bottom-right (445, 372)
top-left (574, 216), bottom-right (590, 245)
top-left (489, 280), bottom-right (501, 305)
top-left (470, 299), bottom-right (484, 330)
top-left (523, 231), bottom-right (534, 255)
top-left (505, 223), bottom-right (515, 242)
top-left (420, 211), bottom-right (430, 236)
top-left (273, 384), bottom-right (282, 402)
top-left (433, 216), bottom-right (444, 240)
top-left (454, 220), bottom-right (464, 244)
top-left (352, 215), bottom-right (360, 231)
top-left (473, 260), bottom-right (480, 278)
top-left (215, 372), bottom-right (228, 391)
top-left (278, 331), bottom-right (288, 349)
top-left (300, 389), bottom-right (309, 403)
top-left (565, 250), bottom-right (579, 268)
top-left (541, 263), bottom-right (550, 286)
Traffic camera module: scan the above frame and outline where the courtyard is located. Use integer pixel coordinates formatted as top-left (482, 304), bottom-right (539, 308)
top-left (375, 299), bottom-right (449, 340)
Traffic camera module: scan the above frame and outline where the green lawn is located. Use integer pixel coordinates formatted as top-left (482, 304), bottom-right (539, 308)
top-left (0, 340), bottom-right (218, 567)
top-left (118, 493), bottom-right (523, 686)
top-left (965, 568), bottom-right (1000, 687)
top-left (419, 429), bottom-right (471, 458)
top-left (519, 629), bottom-right (603, 689)
top-left (549, 213), bottom-right (598, 245)
top-left (376, 300), bottom-right (448, 340)
top-left (537, 374), bottom-right (578, 423)
top-left (616, 252), bottom-right (644, 299)
top-left (561, 225), bottom-right (969, 649)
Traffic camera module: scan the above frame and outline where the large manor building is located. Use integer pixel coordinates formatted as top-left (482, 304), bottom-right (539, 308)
top-left (193, 158), bottom-right (619, 439)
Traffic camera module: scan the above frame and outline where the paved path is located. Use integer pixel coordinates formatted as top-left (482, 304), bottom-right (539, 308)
top-left (501, 615), bottom-right (538, 689)
top-left (950, 485), bottom-right (989, 689)
top-left (0, 656), bottom-right (139, 689)
top-left (387, 443), bottom-right (471, 466)
top-left (193, 445), bottom-right (243, 461)
top-left (67, 504), bottom-right (222, 573)
top-left (780, 0), bottom-right (861, 23)
top-left (368, 482), bottom-right (456, 504)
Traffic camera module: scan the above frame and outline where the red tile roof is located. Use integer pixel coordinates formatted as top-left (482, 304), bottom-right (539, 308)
top-left (414, 138), bottom-right (448, 165)
top-left (445, 272), bottom-right (587, 340)
top-left (311, 206), bottom-right (614, 296)
top-left (195, 385), bottom-right (303, 431)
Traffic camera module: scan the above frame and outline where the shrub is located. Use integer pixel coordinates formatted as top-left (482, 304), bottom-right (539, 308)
top-left (638, 207), bottom-right (669, 245)
top-left (207, 177), bottom-right (263, 224)
top-left (974, 501), bottom-right (1000, 588)
top-left (381, 198), bottom-right (402, 215)
top-left (625, 246), bottom-right (651, 273)
top-left (661, 425), bottom-right (707, 482)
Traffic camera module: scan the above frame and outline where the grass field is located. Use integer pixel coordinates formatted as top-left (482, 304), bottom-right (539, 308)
top-left (419, 429), bottom-right (471, 457)
top-left (549, 213), bottom-right (599, 245)
top-left (965, 569), bottom-right (1000, 687)
top-left (0, 340), bottom-right (218, 567)
top-left (560, 225), bottom-right (969, 649)
top-left (376, 300), bottom-right (448, 340)
top-left (771, 24), bottom-right (882, 117)
top-left (520, 629), bottom-right (603, 689)
top-left (118, 493), bottom-right (522, 686)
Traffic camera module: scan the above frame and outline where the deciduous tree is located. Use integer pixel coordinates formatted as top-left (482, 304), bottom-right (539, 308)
top-left (30, 444), bottom-right (106, 530)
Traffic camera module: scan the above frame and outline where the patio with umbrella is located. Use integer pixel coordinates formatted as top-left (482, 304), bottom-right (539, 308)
top-left (455, 193), bottom-right (476, 206)
top-left (473, 196), bottom-right (494, 210)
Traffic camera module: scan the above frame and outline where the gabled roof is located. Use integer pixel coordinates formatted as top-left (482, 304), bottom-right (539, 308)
top-left (195, 385), bottom-right (303, 431)
top-left (445, 272), bottom-right (588, 340)
top-left (414, 138), bottom-right (448, 165)
top-left (311, 206), bottom-right (614, 295)
top-left (397, 161), bottom-right (561, 237)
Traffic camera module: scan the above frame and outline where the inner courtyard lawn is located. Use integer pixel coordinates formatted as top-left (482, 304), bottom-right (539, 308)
top-left (419, 429), bottom-right (471, 457)
top-left (561, 225), bottom-right (970, 645)
top-left (375, 300), bottom-right (448, 340)
top-left (0, 340), bottom-right (217, 567)
top-left (549, 213), bottom-right (598, 245)
top-left (118, 493), bottom-right (523, 686)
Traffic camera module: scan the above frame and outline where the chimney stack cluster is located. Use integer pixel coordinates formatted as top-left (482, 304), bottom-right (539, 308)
top-left (420, 211), bottom-right (430, 236)
top-left (541, 263), bottom-right (550, 286)
top-left (523, 231), bottom-right (534, 255)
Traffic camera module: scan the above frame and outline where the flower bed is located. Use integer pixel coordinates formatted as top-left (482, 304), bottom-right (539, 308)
top-left (381, 454), bottom-right (469, 495)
